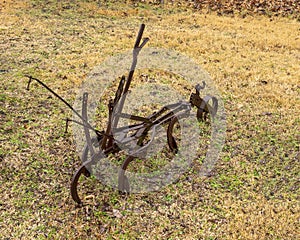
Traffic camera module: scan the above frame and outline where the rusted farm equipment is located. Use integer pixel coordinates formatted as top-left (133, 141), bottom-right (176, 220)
top-left (26, 24), bottom-right (218, 204)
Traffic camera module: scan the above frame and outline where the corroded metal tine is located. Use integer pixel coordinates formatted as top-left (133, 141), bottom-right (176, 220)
top-left (70, 92), bottom-right (94, 205)
top-left (70, 165), bottom-right (90, 204)
top-left (167, 116), bottom-right (179, 153)
top-left (118, 155), bottom-right (134, 193)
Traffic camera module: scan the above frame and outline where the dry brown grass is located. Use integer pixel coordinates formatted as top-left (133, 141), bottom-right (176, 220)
top-left (1, 0), bottom-right (299, 239)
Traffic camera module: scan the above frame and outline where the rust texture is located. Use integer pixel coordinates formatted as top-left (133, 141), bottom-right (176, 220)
top-left (26, 24), bottom-right (218, 204)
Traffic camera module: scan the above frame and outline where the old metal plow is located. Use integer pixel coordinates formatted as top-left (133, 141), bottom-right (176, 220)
top-left (26, 24), bottom-right (218, 204)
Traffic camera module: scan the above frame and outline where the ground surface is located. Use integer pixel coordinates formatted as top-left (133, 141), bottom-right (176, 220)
top-left (0, 0), bottom-right (299, 239)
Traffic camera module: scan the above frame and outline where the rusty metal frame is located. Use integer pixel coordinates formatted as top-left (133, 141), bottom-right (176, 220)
top-left (26, 24), bottom-right (218, 204)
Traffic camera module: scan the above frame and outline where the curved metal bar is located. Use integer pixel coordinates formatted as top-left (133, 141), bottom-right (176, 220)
top-left (70, 92), bottom-right (94, 204)
top-left (70, 164), bottom-right (90, 204)
top-left (197, 95), bottom-right (218, 121)
top-left (70, 151), bottom-right (106, 204)
top-left (118, 155), bottom-right (135, 193)
top-left (167, 112), bottom-right (191, 153)
top-left (167, 116), bottom-right (179, 153)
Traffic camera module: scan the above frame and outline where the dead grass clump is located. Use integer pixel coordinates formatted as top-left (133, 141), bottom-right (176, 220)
top-left (130, 0), bottom-right (300, 18)
top-left (222, 194), bottom-right (299, 239)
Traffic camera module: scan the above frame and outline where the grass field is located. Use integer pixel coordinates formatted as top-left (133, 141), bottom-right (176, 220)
top-left (1, 0), bottom-right (299, 239)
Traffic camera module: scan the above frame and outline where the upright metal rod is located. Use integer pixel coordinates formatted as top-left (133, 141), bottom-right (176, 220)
top-left (115, 24), bottom-right (149, 125)
top-left (101, 24), bottom-right (149, 149)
